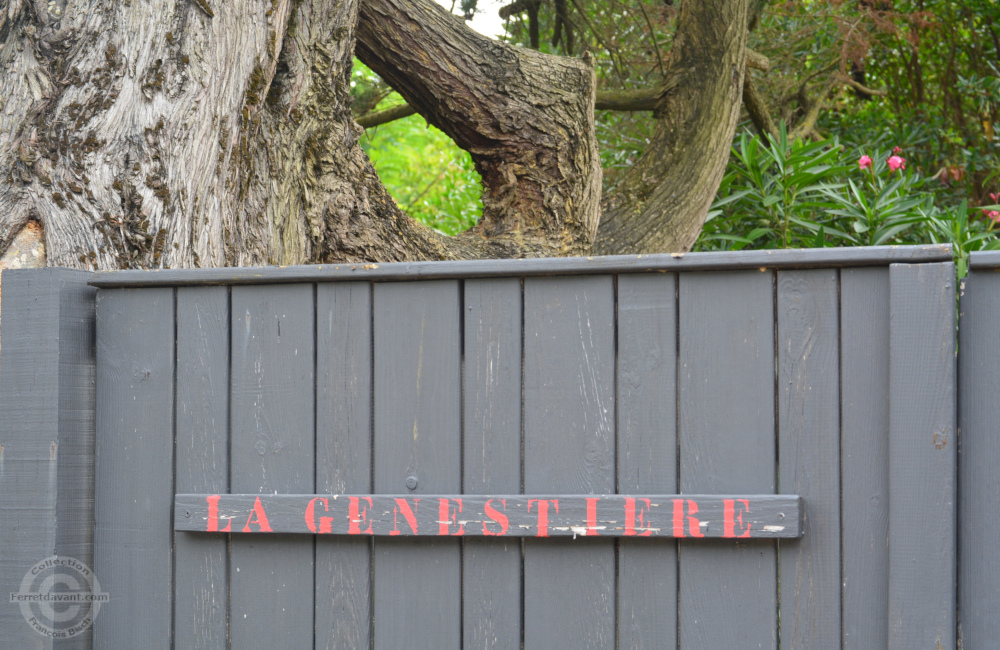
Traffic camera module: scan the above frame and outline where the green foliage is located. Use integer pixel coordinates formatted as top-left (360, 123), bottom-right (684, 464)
top-left (696, 127), bottom-right (1000, 277)
top-left (353, 60), bottom-right (483, 236)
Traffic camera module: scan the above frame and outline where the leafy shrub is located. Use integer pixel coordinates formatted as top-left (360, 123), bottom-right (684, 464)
top-left (695, 125), bottom-right (1000, 277)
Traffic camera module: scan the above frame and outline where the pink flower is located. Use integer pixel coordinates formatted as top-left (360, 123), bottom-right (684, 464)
top-left (858, 155), bottom-right (873, 170)
top-left (991, 193), bottom-right (998, 203)
top-left (991, 211), bottom-right (1000, 223)
top-left (893, 146), bottom-right (902, 155)
top-left (887, 155), bottom-right (907, 172)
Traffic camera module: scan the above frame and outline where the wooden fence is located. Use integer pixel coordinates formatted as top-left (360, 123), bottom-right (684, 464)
top-left (0, 244), bottom-right (986, 648)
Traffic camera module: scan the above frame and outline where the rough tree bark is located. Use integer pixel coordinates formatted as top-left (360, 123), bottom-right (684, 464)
top-left (0, 0), bottom-right (747, 272)
top-left (594, 0), bottom-right (749, 254)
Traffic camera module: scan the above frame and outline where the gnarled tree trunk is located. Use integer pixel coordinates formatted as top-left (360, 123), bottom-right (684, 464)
top-left (0, 0), bottom-right (747, 272)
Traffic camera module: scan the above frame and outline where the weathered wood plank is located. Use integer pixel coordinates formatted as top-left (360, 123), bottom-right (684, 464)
top-left (887, 262), bottom-right (956, 650)
top-left (616, 273), bottom-right (677, 649)
top-left (0, 269), bottom-right (96, 649)
top-left (678, 270), bottom-right (777, 649)
top-left (462, 279), bottom-right (522, 650)
top-left (174, 287), bottom-right (230, 649)
top-left (373, 281), bottom-right (461, 650)
top-left (90, 244), bottom-right (955, 288)
top-left (958, 270), bottom-right (1000, 646)
top-left (777, 270), bottom-right (841, 648)
top-left (523, 276), bottom-right (616, 650)
top-left (315, 282), bottom-right (373, 650)
top-left (175, 493), bottom-right (803, 537)
top-left (93, 288), bottom-right (175, 649)
top-left (840, 267), bottom-right (890, 649)
top-left (229, 285), bottom-right (315, 649)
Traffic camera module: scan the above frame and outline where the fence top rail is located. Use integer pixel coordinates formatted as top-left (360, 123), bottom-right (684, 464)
top-left (968, 251), bottom-right (1000, 270)
top-left (88, 244), bottom-right (953, 288)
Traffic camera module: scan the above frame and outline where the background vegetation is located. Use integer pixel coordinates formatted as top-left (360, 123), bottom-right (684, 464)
top-left (352, 0), bottom-right (1000, 275)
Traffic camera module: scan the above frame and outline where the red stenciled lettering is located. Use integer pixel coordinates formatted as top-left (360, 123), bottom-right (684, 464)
top-left (390, 498), bottom-right (420, 536)
top-left (438, 498), bottom-right (465, 536)
top-left (723, 499), bottom-right (752, 538)
top-left (482, 499), bottom-right (509, 536)
top-left (242, 496), bottom-right (273, 533)
top-left (624, 497), bottom-right (653, 537)
top-left (527, 499), bottom-right (559, 537)
top-left (348, 497), bottom-right (373, 535)
top-left (305, 497), bottom-right (333, 534)
top-left (206, 495), bottom-right (232, 532)
top-left (685, 499), bottom-right (705, 538)
top-left (586, 497), bottom-right (599, 536)
top-left (672, 499), bottom-right (703, 537)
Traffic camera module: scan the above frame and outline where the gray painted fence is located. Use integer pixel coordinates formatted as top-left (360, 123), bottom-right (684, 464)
top-left (0, 245), bottom-right (978, 648)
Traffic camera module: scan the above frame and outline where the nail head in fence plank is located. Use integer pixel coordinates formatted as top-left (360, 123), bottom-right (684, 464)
top-left (93, 287), bottom-right (175, 649)
top-left (174, 287), bottom-right (230, 649)
top-left (888, 262), bottom-right (956, 650)
top-left (315, 282), bottom-right (373, 650)
top-left (616, 273), bottom-right (678, 649)
top-left (229, 285), bottom-right (315, 649)
top-left (678, 271), bottom-right (777, 649)
top-left (373, 281), bottom-right (461, 650)
top-left (523, 276), bottom-right (616, 649)
top-left (777, 270), bottom-right (841, 648)
top-left (957, 270), bottom-right (1000, 645)
top-left (462, 279), bottom-right (522, 650)
top-left (0, 269), bottom-right (95, 650)
top-left (840, 268), bottom-right (890, 649)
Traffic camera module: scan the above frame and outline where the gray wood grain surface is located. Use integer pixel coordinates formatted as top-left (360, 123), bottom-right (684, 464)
top-left (958, 269), bottom-right (1000, 646)
top-left (229, 285), bottom-right (315, 649)
top-left (523, 276), bottom-right (616, 650)
top-left (373, 281), bottom-right (462, 650)
top-left (678, 270), bottom-right (777, 649)
top-left (315, 282), bottom-right (373, 650)
top-left (93, 287), bottom-right (175, 649)
top-left (174, 287), bottom-right (230, 649)
top-left (840, 267), bottom-right (890, 649)
top-left (0, 269), bottom-right (95, 650)
top-left (777, 270), bottom-right (841, 648)
top-left (888, 262), bottom-right (956, 650)
top-left (462, 279), bottom-right (523, 650)
top-left (90, 245), bottom-right (954, 288)
top-left (615, 273), bottom-right (678, 650)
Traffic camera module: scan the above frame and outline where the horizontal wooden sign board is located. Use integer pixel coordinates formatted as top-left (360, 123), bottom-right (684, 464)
top-left (175, 494), bottom-right (803, 539)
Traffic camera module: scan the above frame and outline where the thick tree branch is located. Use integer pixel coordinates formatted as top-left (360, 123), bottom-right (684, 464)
top-left (356, 85), bottom-right (675, 128)
top-left (499, 0), bottom-right (541, 20)
top-left (594, 0), bottom-right (749, 254)
top-left (746, 49), bottom-right (770, 71)
top-left (357, 0), bottom-right (602, 255)
top-left (840, 75), bottom-right (887, 97)
top-left (743, 74), bottom-right (777, 140)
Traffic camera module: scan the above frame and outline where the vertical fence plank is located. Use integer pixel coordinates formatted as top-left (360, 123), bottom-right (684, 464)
top-left (373, 281), bottom-right (461, 650)
top-left (888, 262), bottom-right (956, 650)
top-left (958, 269), bottom-right (1000, 646)
top-left (523, 276), bottom-right (615, 650)
top-left (840, 268), bottom-right (890, 649)
top-left (462, 279), bottom-right (522, 650)
top-left (229, 285), bottom-right (315, 649)
top-left (316, 282), bottom-right (373, 650)
top-left (616, 273), bottom-right (677, 650)
top-left (678, 271), bottom-right (776, 649)
top-left (0, 269), bottom-right (95, 650)
top-left (93, 287), bottom-right (175, 649)
top-left (174, 287), bottom-right (230, 649)
top-left (777, 270), bottom-right (840, 648)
